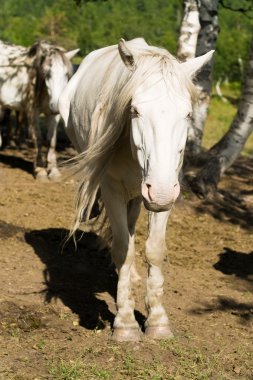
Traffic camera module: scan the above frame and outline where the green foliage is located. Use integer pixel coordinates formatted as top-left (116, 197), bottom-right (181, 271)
top-left (0, 0), bottom-right (252, 80)
top-left (214, 5), bottom-right (253, 81)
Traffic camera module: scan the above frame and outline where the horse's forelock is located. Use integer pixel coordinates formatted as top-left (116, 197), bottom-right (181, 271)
top-left (85, 46), bottom-right (197, 148)
top-left (110, 49), bottom-right (196, 127)
top-left (130, 49), bottom-right (197, 102)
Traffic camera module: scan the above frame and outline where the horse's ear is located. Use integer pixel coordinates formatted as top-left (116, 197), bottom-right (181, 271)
top-left (118, 39), bottom-right (136, 71)
top-left (180, 50), bottom-right (215, 78)
top-left (65, 48), bottom-right (80, 60)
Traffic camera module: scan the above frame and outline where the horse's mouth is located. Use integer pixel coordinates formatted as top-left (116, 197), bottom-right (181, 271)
top-left (142, 197), bottom-right (173, 212)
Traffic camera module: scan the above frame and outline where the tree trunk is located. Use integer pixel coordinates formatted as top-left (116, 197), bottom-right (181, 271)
top-left (177, 0), bottom-right (200, 62)
top-left (191, 38), bottom-right (253, 197)
top-left (187, 0), bottom-right (219, 156)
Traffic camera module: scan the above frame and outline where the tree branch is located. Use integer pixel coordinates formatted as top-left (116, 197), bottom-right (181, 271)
top-left (219, 0), bottom-right (253, 18)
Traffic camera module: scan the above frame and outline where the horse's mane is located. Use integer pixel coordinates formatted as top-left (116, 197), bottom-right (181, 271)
top-left (67, 42), bottom-right (197, 237)
top-left (28, 40), bottom-right (73, 75)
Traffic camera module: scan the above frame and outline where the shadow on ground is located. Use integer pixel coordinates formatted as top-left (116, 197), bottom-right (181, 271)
top-left (194, 188), bottom-right (253, 230)
top-left (214, 247), bottom-right (253, 280)
top-left (191, 295), bottom-right (253, 323)
top-left (25, 228), bottom-right (117, 330)
top-left (25, 228), bottom-right (146, 332)
top-left (190, 246), bottom-right (253, 323)
top-left (0, 151), bottom-right (33, 175)
top-left (0, 144), bottom-right (75, 176)
top-left (190, 157), bottom-right (253, 230)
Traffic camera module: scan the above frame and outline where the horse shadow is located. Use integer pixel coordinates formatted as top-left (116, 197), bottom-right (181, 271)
top-left (25, 228), bottom-right (117, 330)
top-left (0, 151), bottom-right (33, 175)
top-left (25, 228), bottom-right (146, 331)
top-left (0, 140), bottom-right (75, 176)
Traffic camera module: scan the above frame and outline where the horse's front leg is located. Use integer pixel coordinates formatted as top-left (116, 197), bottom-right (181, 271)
top-left (46, 114), bottom-right (61, 180)
top-left (145, 211), bottom-right (174, 339)
top-left (127, 197), bottom-right (142, 283)
top-left (101, 179), bottom-right (141, 342)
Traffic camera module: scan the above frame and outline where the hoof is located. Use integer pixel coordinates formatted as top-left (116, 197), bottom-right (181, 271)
top-left (145, 325), bottom-right (174, 339)
top-left (111, 328), bottom-right (142, 342)
top-left (48, 168), bottom-right (61, 182)
top-left (35, 169), bottom-right (48, 182)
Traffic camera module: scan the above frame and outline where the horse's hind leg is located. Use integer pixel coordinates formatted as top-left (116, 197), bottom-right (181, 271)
top-left (101, 179), bottom-right (141, 342)
top-left (5, 109), bottom-right (16, 147)
top-left (29, 109), bottom-right (48, 180)
top-left (46, 114), bottom-right (61, 180)
top-left (145, 211), bottom-right (174, 339)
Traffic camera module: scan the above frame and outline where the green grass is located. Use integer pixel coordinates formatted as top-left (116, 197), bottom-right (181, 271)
top-left (203, 82), bottom-right (253, 156)
top-left (203, 83), bottom-right (239, 150)
top-left (47, 339), bottom-right (229, 380)
top-left (49, 359), bottom-right (85, 380)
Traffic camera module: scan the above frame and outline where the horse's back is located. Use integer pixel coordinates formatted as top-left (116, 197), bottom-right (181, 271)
top-left (0, 40), bottom-right (27, 64)
top-left (0, 41), bottom-right (30, 110)
top-left (59, 45), bottom-right (117, 131)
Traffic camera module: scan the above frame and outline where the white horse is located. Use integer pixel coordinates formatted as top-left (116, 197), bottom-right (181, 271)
top-left (0, 40), bottom-right (79, 179)
top-left (59, 38), bottom-right (214, 341)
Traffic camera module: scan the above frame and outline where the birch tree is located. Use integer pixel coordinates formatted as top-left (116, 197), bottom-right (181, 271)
top-left (177, 0), bottom-right (200, 62)
top-left (191, 38), bottom-right (253, 197)
top-left (187, 0), bottom-right (219, 156)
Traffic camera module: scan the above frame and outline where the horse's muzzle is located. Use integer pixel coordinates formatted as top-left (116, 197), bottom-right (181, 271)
top-left (142, 197), bottom-right (174, 212)
top-left (49, 102), bottom-right (60, 115)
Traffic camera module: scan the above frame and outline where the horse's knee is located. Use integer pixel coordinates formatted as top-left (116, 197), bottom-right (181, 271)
top-left (145, 238), bottom-right (167, 266)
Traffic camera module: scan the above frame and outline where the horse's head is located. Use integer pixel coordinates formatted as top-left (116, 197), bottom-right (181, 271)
top-left (118, 39), bottom-right (214, 212)
top-left (28, 41), bottom-right (79, 114)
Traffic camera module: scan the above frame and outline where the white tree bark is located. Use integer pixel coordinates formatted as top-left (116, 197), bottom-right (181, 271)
top-left (187, 0), bottom-right (219, 156)
top-left (192, 38), bottom-right (253, 197)
top-left (177, 0), bottom-right (200, 62)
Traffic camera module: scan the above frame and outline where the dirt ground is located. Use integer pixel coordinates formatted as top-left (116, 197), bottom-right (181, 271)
top-left (0, 145), bottom-right (252, 380)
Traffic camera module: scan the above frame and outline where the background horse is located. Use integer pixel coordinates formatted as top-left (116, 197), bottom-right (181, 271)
top-left (0, 40), bottom-right (79, 179)
top-left (59, 38), bottom-right (214, 341)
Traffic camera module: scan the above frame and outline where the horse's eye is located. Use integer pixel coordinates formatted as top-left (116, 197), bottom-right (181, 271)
top-left (179, 149), bottom-right (183, 154)
top-left (131, 106), bottom-right (140, 119)
top-left (186, 112), bottom-right (192, 119)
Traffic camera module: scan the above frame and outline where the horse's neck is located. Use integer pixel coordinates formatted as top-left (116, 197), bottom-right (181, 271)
top-left (106, 132), bottom-right (142, 198)
top-left (37, 85), bottom-right (49, 112)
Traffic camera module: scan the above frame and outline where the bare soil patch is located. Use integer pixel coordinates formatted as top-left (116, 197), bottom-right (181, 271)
top-left (0, 148), bottom-right (252, 379)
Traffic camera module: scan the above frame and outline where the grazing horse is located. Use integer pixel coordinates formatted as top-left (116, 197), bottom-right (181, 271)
top-left (59, 38), bottom-right (214, 341)
top-left (0, 40), bottom-right (79, 179)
